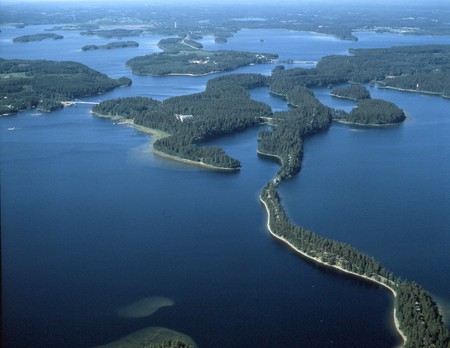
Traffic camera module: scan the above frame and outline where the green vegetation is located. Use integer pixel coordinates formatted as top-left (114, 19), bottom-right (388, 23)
top-left (338, 99), bottom-right (406, 125)
top-left (96, 327), bottom-right (197, 348)
top-left (317, 45), bottom-right (450, 97)
top-left (258, 65), bottom-right (447, 347)
top-left (80, 28), bottom-right (143, 38)
top-left (93, 74), bottom-right (270, 169)
top-left (0, 59), bottom-right (131, 114)
top-left (126, 48), bottom-right (277, 76)
top-left (260, 185), bottom-right (449, 348)
top-left (81, 41), bottom-right (139, 51)
top-left (330, 84), bottom-right (371, 100)
top-left (13, 33), bottom-right (63, 43)
top-left (396, 282), bottom-right (450, 348)
top-left (258, 86), bottom-right (333, 180)
top-left (157, 38), bottom-right (203, 53)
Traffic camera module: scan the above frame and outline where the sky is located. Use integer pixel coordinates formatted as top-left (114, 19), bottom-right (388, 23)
top-left (4, 0), bottom-right (450, 4)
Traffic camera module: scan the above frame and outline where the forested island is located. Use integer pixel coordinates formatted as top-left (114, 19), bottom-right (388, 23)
top-left (336, 99), bottom-right (406, 125)
top-left (0, 59), bottom-right (131, 114)
top-left (81, 41), bottom-right (139, 51)
top-left (330, 84), bottom-right (371, 100)
top-left (80, 28), bottom-right (144, 38)
top-left (13, 33), bottom-right (63, 43)
top-left (157, 37), bottom-right (203, 53)
top-left (126, 42), bottom-right (277, 76)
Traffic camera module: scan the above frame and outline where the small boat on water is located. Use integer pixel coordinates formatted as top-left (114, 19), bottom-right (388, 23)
top-left (8, 127), bottom-right (16, 131)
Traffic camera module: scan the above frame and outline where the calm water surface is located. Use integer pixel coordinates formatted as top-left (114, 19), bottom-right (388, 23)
top-left (1, 25), bottom-right (449, 347)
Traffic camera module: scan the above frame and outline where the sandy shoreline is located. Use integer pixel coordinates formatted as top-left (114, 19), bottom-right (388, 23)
top-left (92, 111), bottom-right (239, 171)
top-left (259, 194), bottom-right (408, 347)
top-left (333, 118), bottom-right (404, 127)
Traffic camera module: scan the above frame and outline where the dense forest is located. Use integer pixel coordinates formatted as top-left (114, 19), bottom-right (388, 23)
top-left (269, 45), bottom-right (450, 99)
top-left (0, 59), bottom-right (131, 114)
top-left (258, 86), bottom-right (333, 179)
top-left (93, 74), bottom-right (271, 169)
top-left (330, 84), bottom-right (371, 100)
top-left (81, 41), bottom-right (139, 51)
top-left (157, 37), bottom-right (203, 53)
top-left (260, 184), bottom-right (450, 348)
top-left (80, 28), bottom-right (144, 38)
top-left (126, 49), bottom-right (277, 76)
top-left (317, 45), bottom-right (450, 97)
top-left (336, 99), bottom-right (406, 125)
top-left (13, 33), bottom-right (63, 43)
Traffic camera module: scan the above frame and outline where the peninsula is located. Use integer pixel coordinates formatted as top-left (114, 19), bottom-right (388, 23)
top-left (330, 84), bottom-right (371, 101)
top-left (92, 74), bottom-right (271, 169)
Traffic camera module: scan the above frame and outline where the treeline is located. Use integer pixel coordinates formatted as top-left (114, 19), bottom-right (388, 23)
top-left (258, 87), bottom-right (333, 179)
top-left (0, 59), bottom-right (131, 114)
top-left (260, 183), bottom-right (450, 347)
top-left (261, 184), bottom-right (397, 282)
top-left (148, 339), bottom-right (196, 348)
top-left (270, 65), bottom-right (346, 99)
top-left (13, 33), bottom-right (63, 43)
top-left (126, 50), bottom-right (277, 76)
top-left (80, 28), bottom-right (143, 38)
top-left (330, 84), bottom-right (370, 100)
top-left (396, 282), bottom-right (450, 348)
top-left (93, 74), bottom-right (272, 169)
top-left (316, 45), bottom-right (450, 97)
top-left (337, 99), bottom-right (406, 125)
top-left (270, 45), bottom-right (450, 99)
top-left (81, 41), bottom-right (139, 51)
top-left (157, 38), bottom-right (203, 53)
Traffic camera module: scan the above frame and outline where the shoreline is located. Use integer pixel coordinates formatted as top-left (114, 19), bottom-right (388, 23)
top-left (259, 194), bottom-right (408, 347)
top-left (329, 93), bottom-right (361, 101)
top-left (333, 118), bottom-right (404, 127)
top-left (92, 111), bottom-right (239, 171)
top-left (152, 149), bottom-right (239, 171)
top-left (379, 85), bottom-right (448, 98)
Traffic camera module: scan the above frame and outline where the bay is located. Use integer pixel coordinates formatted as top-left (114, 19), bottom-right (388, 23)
top-left (1, 24), bottom-right (449, 347)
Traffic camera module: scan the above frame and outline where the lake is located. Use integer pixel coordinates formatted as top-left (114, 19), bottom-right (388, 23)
top-left (1, 24), bottom-right (449, 347)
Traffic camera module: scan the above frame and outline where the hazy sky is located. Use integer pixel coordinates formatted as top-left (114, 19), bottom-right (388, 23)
top-left (4, 0), bottom-right (450, 4)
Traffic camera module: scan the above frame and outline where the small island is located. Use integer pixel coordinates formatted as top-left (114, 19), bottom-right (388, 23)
top-left (81, 41), bottom-right (139, 51)
top-left (335, 99), bottom-right (406, 125)
top-left (330, 84), bottom-right (371, 100)
top-left (13, 33), bottom-right (63, 43)
top-left (0, 58), bottom-right (131, 115)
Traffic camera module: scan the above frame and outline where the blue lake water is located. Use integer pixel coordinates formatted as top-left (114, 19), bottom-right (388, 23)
top-left (1, 24), bottom-right (449, 347)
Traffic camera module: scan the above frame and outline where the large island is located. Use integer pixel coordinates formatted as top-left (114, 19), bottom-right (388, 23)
top-left (126, 37), bottom-right (277, 76)
top-left (0, 59), bottom-right (131, 115)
